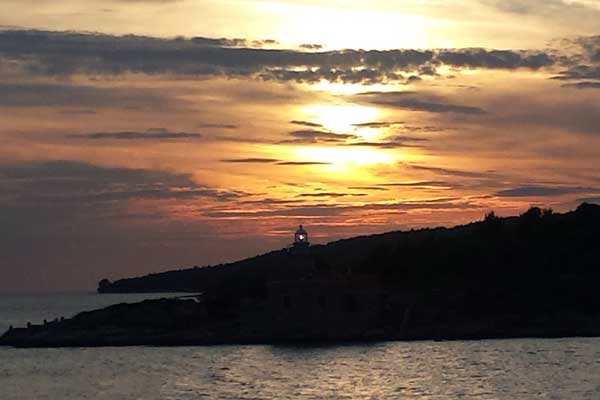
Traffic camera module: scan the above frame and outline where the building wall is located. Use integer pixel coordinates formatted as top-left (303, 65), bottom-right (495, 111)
top-left (264, 280), bottom-right (387, 339)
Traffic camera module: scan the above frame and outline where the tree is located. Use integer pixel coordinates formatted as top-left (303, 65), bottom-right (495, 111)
top-left (522, 207), bottom-right (542, 219)
top-left (484, 211), bottom-right (499, 222)
top-left (98, 279), bottom-right (112, 292)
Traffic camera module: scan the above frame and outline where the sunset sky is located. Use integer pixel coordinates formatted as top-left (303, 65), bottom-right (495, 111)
top-left (2, 0), bottom-right (600, 292)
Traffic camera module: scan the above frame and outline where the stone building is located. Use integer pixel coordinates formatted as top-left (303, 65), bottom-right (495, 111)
top-left (266, 278), bottom-right (387, 339)
top-left (259, 225), bottom-right (389, 340)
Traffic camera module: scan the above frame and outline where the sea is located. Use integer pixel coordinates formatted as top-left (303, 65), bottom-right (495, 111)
top-left (1, 293), bottom-right (600, 400)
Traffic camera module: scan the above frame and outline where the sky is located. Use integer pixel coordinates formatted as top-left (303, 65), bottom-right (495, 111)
top-left (1, 0), bottom-right (600, 292)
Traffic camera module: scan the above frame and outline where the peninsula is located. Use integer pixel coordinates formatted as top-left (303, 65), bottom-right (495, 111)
top-left (3, 203), bottom-right (600, 347)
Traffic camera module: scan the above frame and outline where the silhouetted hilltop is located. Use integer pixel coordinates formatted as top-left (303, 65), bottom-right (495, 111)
top-left (4, 203), bottom-right (600, 347)
top-left (99, 203), bottom-right (600, 299)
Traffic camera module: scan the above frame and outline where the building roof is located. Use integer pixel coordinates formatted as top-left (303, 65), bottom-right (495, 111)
top-left (295, 225), bottom-right (307, 235)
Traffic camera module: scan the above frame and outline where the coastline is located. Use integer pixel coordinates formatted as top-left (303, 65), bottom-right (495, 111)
top-left (3, 296), bottom-right (600, 348)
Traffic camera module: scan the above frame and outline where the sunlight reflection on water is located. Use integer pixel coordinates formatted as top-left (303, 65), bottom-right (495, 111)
top-left (2, 339), bottom-right (600, 399)
top-left (2, 294), bottom-right (600, 399)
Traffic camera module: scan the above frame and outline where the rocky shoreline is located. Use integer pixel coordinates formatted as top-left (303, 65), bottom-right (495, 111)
top-left (3, 296), bottom-right (600, 348)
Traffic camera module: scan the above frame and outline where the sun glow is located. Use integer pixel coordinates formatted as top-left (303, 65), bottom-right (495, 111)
top-left (255, 2), bottom-right (433, 50)
top-left (293, 146), bottom-right (396, 168)
top-left (300, 104), bottom-right (382, 134)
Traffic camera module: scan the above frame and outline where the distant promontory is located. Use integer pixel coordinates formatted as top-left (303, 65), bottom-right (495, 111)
top-left (3, 203), bottom-right (600, 347)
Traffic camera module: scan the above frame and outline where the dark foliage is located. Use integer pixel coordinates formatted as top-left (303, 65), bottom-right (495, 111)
top-left (99, 203), bottom-right (600, 320)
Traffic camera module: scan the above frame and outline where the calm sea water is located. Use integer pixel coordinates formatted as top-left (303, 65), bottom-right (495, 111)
top-left (2, 294), bottom-right (600, 399)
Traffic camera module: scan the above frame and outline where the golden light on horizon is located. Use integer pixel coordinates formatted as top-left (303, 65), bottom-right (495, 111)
top-left (293, 146), bottom-right (397, 172)
top-left (255, 1), bottom-right (433, 50)
top-left (300, 104), bottom-right (382, 135)
top-left (3, 0), bottom-right (600, 298)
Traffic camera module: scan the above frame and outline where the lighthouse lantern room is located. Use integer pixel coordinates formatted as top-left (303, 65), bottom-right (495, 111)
top-left (294, 225), bottom-right (309, 248)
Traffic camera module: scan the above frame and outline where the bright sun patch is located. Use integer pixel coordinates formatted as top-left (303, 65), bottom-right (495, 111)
top-left (300, 104), bottom-right (382, 134)
top-left (293, 146), bottom-right (396, 168)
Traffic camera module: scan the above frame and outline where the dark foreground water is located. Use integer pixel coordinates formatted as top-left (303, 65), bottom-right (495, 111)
top-left (2, 294), bottom-right (600, 399)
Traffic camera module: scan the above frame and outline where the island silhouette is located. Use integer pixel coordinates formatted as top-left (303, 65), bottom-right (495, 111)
top-left (2, 203), bottom-right (600, 347)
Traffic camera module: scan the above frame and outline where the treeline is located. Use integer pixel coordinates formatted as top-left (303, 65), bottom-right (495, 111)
top-left (99, 203), bottom-right (600, 312)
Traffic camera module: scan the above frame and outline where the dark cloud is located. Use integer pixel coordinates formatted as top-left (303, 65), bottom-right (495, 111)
top-left (379, 181), bottom-right (452, 188)
top-left (345, 135), bottom-right (427, 149)
top-left (0, 160), bottom-right (242, 204)
top-left (1, 160), bottom-right (186, 184)
top-left (238, 198), bottom-right (305, 206)
top-left (276, 161), bottom-right (332, 166)
top-left (290, 120), bottom-right (324, 128)
top-left (299, 44), bottom-right (323, 50)
top-left (189, 36), bottom-right (278, 49)
top-left (218, 158), bottom-right (331, 166)
top-left (58, 109), bottom-right (97, 115)
top-left (0, 159), bottom-right (243, 280)
top-left (203, 199), bottom-right (475, 218)
top-left (400, 125), bottom-right (445, 133)
top-left (561, 81), bottom-right (600, 89)
top-left (549, 36), bottom-right (600, 86)
top-left (0, 160), bottom-right (268, 292)
top-left (0, 82), bottom-right (188, 110)
top-left (484, 0), bottom-right (600, 21)
top-left (220, 158), bottom-right (279, 163)
top-left (578, 196), bottom-right (600, 204)
top-left (197, 123), bottom-right (237, 129)
top-left (258, 68), bottom-right (402, 84)
top-left (68, 129), bottom-right (202, 140)
top-left (352, 123), bottom-right (443, 134)
top-left (495, 185), bottom-right (593, 197)
top-left (283, 126), bottom-right (430, 148)
top-left (436, 48), bottom-right (553, 69)
top-left (405, 164), bottom-right (495, 179)
top-left (0, 30), bottom-right (559, 84)
top-left (345, 140), bottom-right (424, 149)
top-left (564, 36), bottom-right (600, 60)
top-left (204, 204), bottom-right (344, 218)
top-left (552, 65), bottom-right (600, 81)
top-left (287, 129), bottom-right (357, 142)
top-left (355, 91), bottom-right (486, 114)
top-left (485, 0), bottom-right (555, 14)
top-left (209, 136), bottom-right (273, 144)
top-left (188, 37), bottom-right (247, 48)
top-left (481, 89), bottom-right (600, 136)
top-left (296, 192), bottom-right (367, 198)
top-left (351, 121), bottom-right (405, 128)
top-left (348, 186), bottom-right (390, 191)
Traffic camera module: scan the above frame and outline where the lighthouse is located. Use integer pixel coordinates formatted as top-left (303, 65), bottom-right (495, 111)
top-left (293, 225), bottom-right (309, 249)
